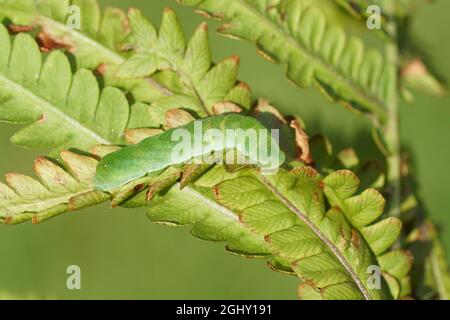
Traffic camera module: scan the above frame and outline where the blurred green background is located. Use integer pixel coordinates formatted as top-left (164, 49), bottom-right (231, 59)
top-left (0, 0), bottom-right (449, 299)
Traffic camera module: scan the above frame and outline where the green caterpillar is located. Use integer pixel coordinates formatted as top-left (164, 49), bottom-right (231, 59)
top-left (94, 114), bottom-right (285, 192)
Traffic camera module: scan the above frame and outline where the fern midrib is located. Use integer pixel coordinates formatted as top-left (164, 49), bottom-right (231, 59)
top-left (231, 0), bottom-right (386, 120)
top-left (182, 184), bottom-right (238, 221)
top-left (257, 173), bottom-right (372, 300)
top-left (0, 73), bottom-right (111, 145)
top-left (0, 186), bottom-right (95, 217)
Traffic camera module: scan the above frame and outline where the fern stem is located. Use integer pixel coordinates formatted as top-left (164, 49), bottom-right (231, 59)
top-left (382, 7), bottom-right (402, 219)
top-left (256, 173), bottom-right (372, 300)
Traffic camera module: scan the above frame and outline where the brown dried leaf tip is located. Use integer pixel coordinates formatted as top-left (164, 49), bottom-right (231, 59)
top-left (37, 30), bottom-right (74, 52)
top-left (289, 117), bottom-right (313, 165)
top-left (8, 24), bottom-right (34, 34)
top-left (165, 109), bottom-right (195, 129)
top-left (212, 101), bottom-right (242, 115)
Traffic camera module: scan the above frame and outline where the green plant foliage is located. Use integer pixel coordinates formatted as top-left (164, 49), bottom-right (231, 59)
top-left (0, 0), bottom-right (125, 68)
top-left (333, 0), bottom-right (447, 100)
top-left (213, 166), bottom-right (401, 299)
top-left (179, 0), bottom-right (395, 122)
top-left (334, 0), bottom-right (426, 21)
top-left (0, 147), bottom-right (402, 300)
top-left (0, 24), bottom-right (131, 152)
top-left (323, 170), bottom-right (411, 298)
top-left (146, 183), bottom-right (273, 257)
top-left (0, 0), bottom-right (171, 103)
top-left (0, 151), bottom-right (108, 224)
top-left (117, 7), bottom-right (252, 119)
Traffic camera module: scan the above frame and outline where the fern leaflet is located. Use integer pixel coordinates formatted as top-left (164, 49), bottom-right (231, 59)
top-left (0, 24), bottom-right (132, 152)
top-left (0, 0), bottom-right (172, 102)
top-left (179, 0), bottom-right (395, 122)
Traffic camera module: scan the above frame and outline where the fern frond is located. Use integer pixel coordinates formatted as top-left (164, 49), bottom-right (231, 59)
top-left (0, 0), bottom-right (125, 68)
top-left (333, 0), bottom-right (447, 99)
top-left (146, 182), bottom-right (272, 257)
top-left (322, 170), bottom-right (411, 298)
top-left (0, 24), bottom-right (132, 152)
top-left (0, 151), bottom-right (108, 224)
top-left (179, 0), bottom-right (394, 122)
top-left (116, 7), bottom-right (251, 119)
top-left (212, 166), bottom-right (401, 299)
top-left (0, 150), bottom-right (271, 263)
top-left (0, 0), bottom-right (172, 102)
top-left (286, 134), bottom-right (411, 298)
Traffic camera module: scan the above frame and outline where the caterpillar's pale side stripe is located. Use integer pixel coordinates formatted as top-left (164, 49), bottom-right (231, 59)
top-left (93, 114), bottom-right (286, 192)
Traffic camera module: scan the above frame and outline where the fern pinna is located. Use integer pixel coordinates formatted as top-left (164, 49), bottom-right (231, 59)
top-left (0, 0), bottom-right (447, 300)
